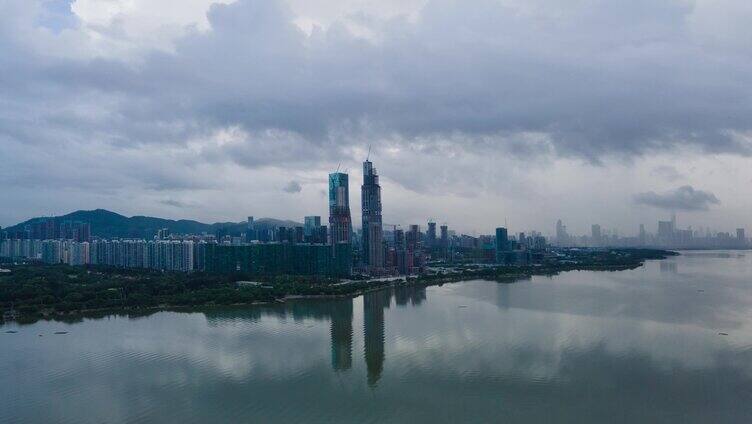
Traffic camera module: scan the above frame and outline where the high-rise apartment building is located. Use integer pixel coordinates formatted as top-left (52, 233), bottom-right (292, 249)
top-left (361, 160), bottom-right (383, 270)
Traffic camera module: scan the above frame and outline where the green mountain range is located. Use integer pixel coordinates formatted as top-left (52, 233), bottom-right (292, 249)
top-left (3, 209), bottom-right (301, 239)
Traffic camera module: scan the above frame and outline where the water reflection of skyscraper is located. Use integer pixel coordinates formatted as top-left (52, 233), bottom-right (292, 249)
top-left (202, 287), bottom-right (429, 386)
top-left (660, 261), bottom-right (678, 274)
top-left (394, 286), bottom-right (426, 307)
top-left (364, 289), bottom-right (392, 387)
top-left (362, 286), bottom-right (427, 386)
top-left (330, 299), bottom-right (353, 371)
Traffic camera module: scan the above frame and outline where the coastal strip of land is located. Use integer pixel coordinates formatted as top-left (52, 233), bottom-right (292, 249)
top-left (1, 249), bottom-right (676, 323)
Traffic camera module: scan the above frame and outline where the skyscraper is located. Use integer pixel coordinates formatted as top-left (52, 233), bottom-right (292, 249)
top-left (246, 216), bottom-right (257, 242)
top-left (658, 220), bottom-right (674, 240)
top-left (555, 219), bottom-right (569, 246)
top-left (407, 225), bottom-right (421, 251)
top-left (329, 172), bottom-right (352, 245)
top-left (361, 160), bottom-right (383, 271)
top-left (591, 224), bottom-right (602, 246)
top-left (639, 224), bottom-right (646, 246)
top-left (426, 221), bottom-right (437, 249)
top-left (495, 227), bottom-right (509, 264)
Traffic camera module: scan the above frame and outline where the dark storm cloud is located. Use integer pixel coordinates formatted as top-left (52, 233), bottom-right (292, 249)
top-left (633, 186), bottom-right (720, 211)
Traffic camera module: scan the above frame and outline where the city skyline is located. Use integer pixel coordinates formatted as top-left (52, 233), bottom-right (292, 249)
top-left (2, 204), bottom-right (748, 243)
top-left (3, 0), bottom-right (752, 234)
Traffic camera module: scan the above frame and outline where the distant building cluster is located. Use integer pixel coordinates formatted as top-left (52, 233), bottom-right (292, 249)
top-left (1, 218), bottom-right (91, 242)
top-left (553, 214), bottom-right (748, 250)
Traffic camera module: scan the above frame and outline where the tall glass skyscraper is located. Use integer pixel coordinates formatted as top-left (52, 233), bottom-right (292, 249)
top-left (361, 160), bottom-right (383, 270)
top-left (329, 172), bottom-right (351, 245)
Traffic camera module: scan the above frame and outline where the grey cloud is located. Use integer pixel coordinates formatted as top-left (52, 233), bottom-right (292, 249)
top-left (2, 0), bottom-right (752, 225)
top-left (633, 186), bottom-right (720, 211)
top-left (6, 0), bottom-right (752, 167)
top-left (283, 180), bottom-right (302, 193)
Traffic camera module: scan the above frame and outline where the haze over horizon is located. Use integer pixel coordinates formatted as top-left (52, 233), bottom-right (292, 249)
top-left (2, 0), bottom-right (752, 235)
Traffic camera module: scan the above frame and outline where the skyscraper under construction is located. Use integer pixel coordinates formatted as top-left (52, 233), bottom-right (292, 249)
top-left (329, 172), bottom-right (351, 245)
top-left (361, 160), bottom-right (384, 271)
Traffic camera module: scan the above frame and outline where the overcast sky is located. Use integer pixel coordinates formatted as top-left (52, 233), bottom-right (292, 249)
top-left (2, 0), bottom-right (752, 236)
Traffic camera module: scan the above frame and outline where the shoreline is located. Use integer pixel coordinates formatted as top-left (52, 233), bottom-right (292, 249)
top-left (1, 250), bottom-right (675, 325)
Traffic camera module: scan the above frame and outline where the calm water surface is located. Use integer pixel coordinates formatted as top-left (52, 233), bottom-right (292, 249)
top-left (3, 251), bottom-right (752, 423)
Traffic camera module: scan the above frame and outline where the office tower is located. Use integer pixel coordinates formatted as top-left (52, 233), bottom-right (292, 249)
top-left (394, 229), bottom-right (405, 250)
top-left (639, 224), bottom-right (646, 245)
top-left (495, 227), bottom-right (509, 264)
top-left (406, 225), bottom-right (420, 251)
top-left (738, 228), bottom-right (746, 246)
top-left (329, 172), bottom-right (352, 245)
top-left (495, 227), bottom-right (509, 251)
top-left (671, 213), bottom-right (677, 231)
top-left (246, 216), bottom-right (257, 242)
top-left (591, 224), bottom-right (602, 246)
top-left (439, 225), bottom-right (448, 248)
top-left (304, 216), bottom-right (322, 239)
top-left (426, 221), bottom-right (437, 249)
top-left (518, 232), bottom-right (527, 248)
top-left (658, 220), bottom-right (673, 239)
top-left (361, 160), bottom-right (383, 271)
top-left (556, 219), bottom-right (569, 245)
top-left (391, 229), bottom-right (406, 274)
top-left (317, 225), bottom-right (328, 244)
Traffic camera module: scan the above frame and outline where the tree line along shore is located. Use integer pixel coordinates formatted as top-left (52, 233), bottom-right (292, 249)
top-left (1, 249), bottom-right (676, 323)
